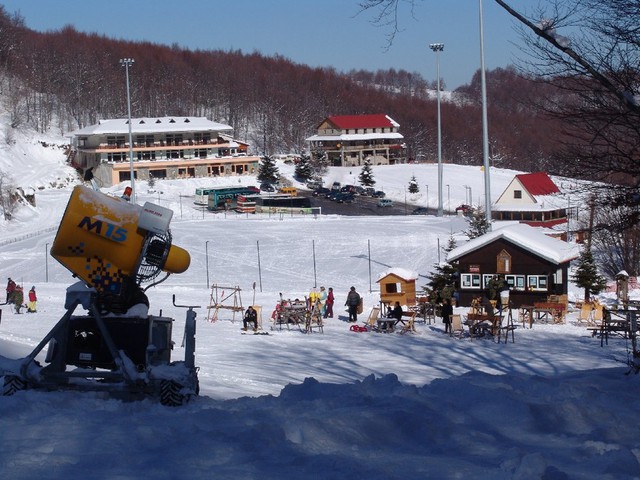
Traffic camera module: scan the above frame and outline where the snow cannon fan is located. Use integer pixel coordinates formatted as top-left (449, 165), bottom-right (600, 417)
top-left (51, 186), bottom-right (190, 313)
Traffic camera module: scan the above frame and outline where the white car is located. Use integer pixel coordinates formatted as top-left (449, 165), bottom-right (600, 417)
top-left (377, 199), bottom-right (394, 207)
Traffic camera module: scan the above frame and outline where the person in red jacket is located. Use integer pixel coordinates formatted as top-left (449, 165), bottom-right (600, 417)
top-left (324, 287), bottom-right (334, 318)
top-left (27, 286), bottom-right (37, 313)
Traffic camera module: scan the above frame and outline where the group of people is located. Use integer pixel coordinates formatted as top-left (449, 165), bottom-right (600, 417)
top-left (5, 278), bottom-right (37, 314)
top-left (308, 286), bottom-right (336, 319)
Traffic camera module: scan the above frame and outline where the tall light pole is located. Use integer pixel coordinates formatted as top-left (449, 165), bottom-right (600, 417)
top-left (429, 42), bottom-right (444, 217)
top-left (120, 58), bottom-right (136, 203)
top-left (205, 241), bottom-right (210, 289)
top-left (425, 184), bottom-right (429, 210)
top-left (479, 1), bottom-right (491, 229)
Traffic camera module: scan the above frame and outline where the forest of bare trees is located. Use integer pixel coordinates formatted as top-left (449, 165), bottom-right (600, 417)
top-left (0, 6), bottom-right (563, 174)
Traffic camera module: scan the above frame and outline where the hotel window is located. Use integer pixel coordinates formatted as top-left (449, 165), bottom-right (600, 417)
top-left (505, 275), bottom-right (525, 291)
top-left (528, 275), bottom-right (548, 291)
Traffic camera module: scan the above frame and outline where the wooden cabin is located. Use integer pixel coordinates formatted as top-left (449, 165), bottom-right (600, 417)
top-left (447, 224), bottom-right (580, 308)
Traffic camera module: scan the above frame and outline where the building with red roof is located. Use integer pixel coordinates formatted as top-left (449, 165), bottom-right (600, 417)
top-left (492, 172), bottom-right (567, 228)
top-left (306, 114), bottom-right (405, 167)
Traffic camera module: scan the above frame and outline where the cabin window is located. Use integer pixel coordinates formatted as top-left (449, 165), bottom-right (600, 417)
top-left (505, 275), bottom-right (526, 291)
top-left (385, 282), bottom-right (401, 294)
top-left (497, 250), bottom-right (512, 274)
top-left (514, 190), bottom-right (522, 199)
top-left (528, 275), bottom-right (548, 291)
top-left (461, 274), bottom-right (481, 289)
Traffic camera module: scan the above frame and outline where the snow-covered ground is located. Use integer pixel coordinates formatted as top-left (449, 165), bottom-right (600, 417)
top-left (0, 137), bottom-right (639, 479)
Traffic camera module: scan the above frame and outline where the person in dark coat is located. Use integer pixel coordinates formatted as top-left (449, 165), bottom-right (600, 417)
top-left (441, 298), bottom-right (453, 333)
top-left (345, 286), bottom-right (361, 322)
top-left (13, 285), bottom-right (24, 314)
top-left (6, 278), bottom-right (15, 304)
top-left (243, 306), bottom-right (258, 331)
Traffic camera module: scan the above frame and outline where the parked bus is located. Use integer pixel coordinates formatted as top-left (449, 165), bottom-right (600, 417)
top-left (205, 186), bottom-right (259, 210)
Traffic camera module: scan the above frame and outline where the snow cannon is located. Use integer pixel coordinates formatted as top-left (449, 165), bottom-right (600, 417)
top-left (51, 185), bottom-right (190, 313)
top-left (0, 186), bottom-right (199, 406)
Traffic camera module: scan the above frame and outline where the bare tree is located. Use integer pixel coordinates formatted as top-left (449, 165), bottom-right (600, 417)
top-left (0, 170), bottom-right (17, 220)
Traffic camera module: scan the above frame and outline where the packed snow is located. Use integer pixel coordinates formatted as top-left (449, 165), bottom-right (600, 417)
top-left (1, 138), bottom-right (639, 479)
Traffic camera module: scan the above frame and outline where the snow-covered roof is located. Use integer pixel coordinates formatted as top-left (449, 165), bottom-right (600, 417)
top-left (306, 132), bottom-right (404, 142)
top-left (70, 117), bottom-right (233, 136)
top-left (376, 267), bottom-right (419, 282)
top-left (447, 223), bottom-right (580, 265)
top-left (492, 193), bottom-right (568, 212)
top-left (323, 114), bottom-right (400, 130)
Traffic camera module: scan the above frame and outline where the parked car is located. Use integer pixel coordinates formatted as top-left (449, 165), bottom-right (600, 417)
top-left (456, 204), bottom-right (472, 215)
top-left (412, 207), bottom-right (429, 215)
top-left (372, 190), bottom-right (386, 198)
top-left (377, 199), bottom-right (394, 207)
top-left (354, 186), bottom-right (366, 195)
top-left (306, 180), bottom-right (322, 190)
top-left (340, 185), bottom-right (356, 193)
top-left (260, 183), bottom-right (276, 192)
top-left (331, 181), bottom-right (341, 191)
top-left (313, 187), bottom-right (331, 197)
top-left (336, 193), bottom-right (355, 203)
top-left (364, 187), bottom-right (376, 196)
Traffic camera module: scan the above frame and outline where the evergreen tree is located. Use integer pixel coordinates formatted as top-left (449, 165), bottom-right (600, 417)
top-left (408, 175), bottom-right (419, 193)
top-left (310, 149), bottom-right (330, 179)
top-left (358, 160), bottom-right (375, 187)
top-left (465, 207), bottom-right (491, 239)
top-left (426, 235), bottom-right (458, 300)
top-left (257, 155), bottom-right (279, 184)
top-left (294, 153), bottom-right (312, 182)
top-left (571, 248), bottom-right (608, 302)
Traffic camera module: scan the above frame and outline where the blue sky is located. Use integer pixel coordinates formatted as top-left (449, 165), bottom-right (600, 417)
top-left (1, 0), bottom-right (541, 89)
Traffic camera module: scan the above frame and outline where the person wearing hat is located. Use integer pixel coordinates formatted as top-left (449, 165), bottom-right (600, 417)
top-left (6, 277), bottom-right (15, 304)
top-left (27, 286), bottom-right (37, 313)
top-left (345, 286), bottom-right (361, 323)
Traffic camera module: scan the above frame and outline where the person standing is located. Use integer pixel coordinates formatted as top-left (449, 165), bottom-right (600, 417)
top-left (324, 287), bottom-right (334, 318)
top-left (27, 286), bottom-right (37, 313)
top-left (319, 286), bottom-right (328, 316)
top-left (13, 285), bottom-right (24, 314)
top-left (345, 286), bottom-right (361, 323)
top-left (6, 277), bottom-right (15, 304)
top-left (441, 298), bottom-right (453, 334)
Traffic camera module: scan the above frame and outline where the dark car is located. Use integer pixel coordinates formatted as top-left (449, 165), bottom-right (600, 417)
top-left (260, 183), bottom-right (275, 192)
top-left (340, 185), bottom-right (356, 193)
top-left (354, 186), bottom-right (366, 195)
top-left (412, 207), bottom-right (429, 215)
top-left (364, 187), bottom-right (376, 196)
top-left (313, 187), bottom-right (331, 197)
top-left (372, 190), bottom-right (386, 198)
top-left (336, 193), bottom-right (355, 203)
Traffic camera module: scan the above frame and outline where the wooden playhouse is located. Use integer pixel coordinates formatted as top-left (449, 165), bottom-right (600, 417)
top-left (377, 268), bottom-right (419, 309)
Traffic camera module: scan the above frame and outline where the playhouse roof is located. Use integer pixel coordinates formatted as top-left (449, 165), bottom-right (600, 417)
top-left (377, 268), bottom-right (419, 282)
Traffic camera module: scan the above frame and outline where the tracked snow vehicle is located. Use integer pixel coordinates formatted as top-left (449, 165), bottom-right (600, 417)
top-left (1, 186), bottom-right (199, 406)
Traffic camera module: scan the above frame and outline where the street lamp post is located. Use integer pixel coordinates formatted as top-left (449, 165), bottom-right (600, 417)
top-left (429, 42), bottom-right (444, 217)
top-left (120, 57), bottom-right (136, 203)
top-left (446, 184), bottom-right (450, 215)
top-left (478, 1), bottom-right (491, 229)
top-left (425, 184), bottom-right (429, 210)
top-left (205, 241), bottom-right (210, 289)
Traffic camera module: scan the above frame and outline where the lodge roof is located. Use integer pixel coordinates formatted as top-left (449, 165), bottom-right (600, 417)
top-left (323, 114), bottom-right (399, 130)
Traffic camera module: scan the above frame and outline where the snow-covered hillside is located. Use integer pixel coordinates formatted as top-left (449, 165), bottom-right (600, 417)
top-left (1, 124), bottom-right (639, 479)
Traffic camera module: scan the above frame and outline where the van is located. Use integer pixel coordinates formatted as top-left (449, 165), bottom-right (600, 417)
top-left (279, 186), bottom-right (297, 197)
top-left (377, 199), bottom-right (394, 207)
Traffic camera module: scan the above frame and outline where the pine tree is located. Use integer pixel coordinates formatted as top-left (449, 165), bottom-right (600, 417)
top-left (257, 155), bottom-right (279, 184)
top-left (426, 235), bottom-right (458, 300)
top-left (465, 207), bottom-right (491, 239)
top-left (358, 160), bottom-right (375, 187)
top-left (310, 149), bottom-right (330, 179)
top-left (294, 153), bottom-right (312, 182)
top-left (571, 248), bottom-right (608, 302)
top-left (408, 175), bottom-right (419, 193)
